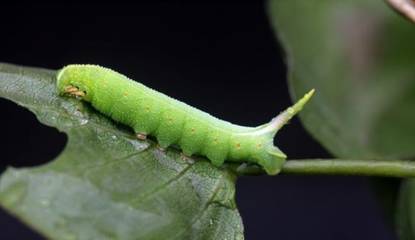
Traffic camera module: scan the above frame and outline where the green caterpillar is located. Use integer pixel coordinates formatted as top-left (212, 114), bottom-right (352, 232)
top-left (56, 64), bottom-right (314, 175)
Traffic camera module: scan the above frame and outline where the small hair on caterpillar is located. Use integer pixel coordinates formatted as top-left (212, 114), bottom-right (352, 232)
top-left (56, 64), bottom-right (314, 175)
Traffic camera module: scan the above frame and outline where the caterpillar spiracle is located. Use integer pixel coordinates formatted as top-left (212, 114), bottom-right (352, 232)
top-left (56, 65), bottom-right (314, 175)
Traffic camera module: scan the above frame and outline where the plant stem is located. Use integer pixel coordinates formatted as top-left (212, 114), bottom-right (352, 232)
top-left (281, 159), bottom-right (415, 178)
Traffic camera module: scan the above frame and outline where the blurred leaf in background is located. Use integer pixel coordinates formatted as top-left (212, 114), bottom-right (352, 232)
top-left (268, 0), bottom-right (415, 239)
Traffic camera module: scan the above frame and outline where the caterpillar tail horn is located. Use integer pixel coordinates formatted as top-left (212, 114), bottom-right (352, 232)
top-left (264, 89), bottom-right (315, 136)
top-left (256, 89), bottom-right (315, 175)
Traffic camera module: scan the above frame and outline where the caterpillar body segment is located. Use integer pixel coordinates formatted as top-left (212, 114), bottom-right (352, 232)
top-left (57, 64), bottom-right (314, 175)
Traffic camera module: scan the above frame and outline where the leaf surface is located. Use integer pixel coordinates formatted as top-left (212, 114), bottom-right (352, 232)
top-left (0, 63), bottom-right (243, 240)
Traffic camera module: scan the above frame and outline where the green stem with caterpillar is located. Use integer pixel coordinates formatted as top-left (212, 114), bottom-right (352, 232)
top-left (234, 159), bottom-right (415, 178)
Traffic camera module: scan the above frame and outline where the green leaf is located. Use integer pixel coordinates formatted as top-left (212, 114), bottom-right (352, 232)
top-left (268, 0), bottom-right (415, 239)
top-left (269, 0), bottom-right (415, 159)
top-left (0, 63), bottom-right (244, 240)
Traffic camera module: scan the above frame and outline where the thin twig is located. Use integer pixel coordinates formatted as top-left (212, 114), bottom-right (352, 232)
top-left (386, 0), bottom-right (415, 23)
top-left (281, 159), bottom-right (415, 178)
top-left (231, 159), bottom-right (415, 178)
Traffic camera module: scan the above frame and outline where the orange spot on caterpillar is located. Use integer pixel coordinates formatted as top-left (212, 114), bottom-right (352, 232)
top-left (257, 143), bottom-right (262, 149)
top-left (236, 143), bottom-right (241, 149)
top-left (123, 91), bottom-right (129, 96)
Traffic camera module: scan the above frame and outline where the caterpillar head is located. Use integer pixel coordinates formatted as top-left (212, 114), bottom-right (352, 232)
top-left (56, 65), bottom-right (95, 101)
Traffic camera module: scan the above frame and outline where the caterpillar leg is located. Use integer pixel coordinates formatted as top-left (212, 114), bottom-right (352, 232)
top-left (157, 138), bottom-right (172, 150)
top-left (136, 133), bottom-right (147, 141)
top-left (156, 144), bottom-right (167, 152)
top-left (180, 152), bottom-right (194, 164)
top-left (63, 85), bottom-right (85, 97)
top-left (209, 156), bottom-right (225, 167)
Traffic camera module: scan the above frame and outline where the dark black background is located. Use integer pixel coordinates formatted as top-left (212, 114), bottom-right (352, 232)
top-left (0, 3), bottom-right (397, 240)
